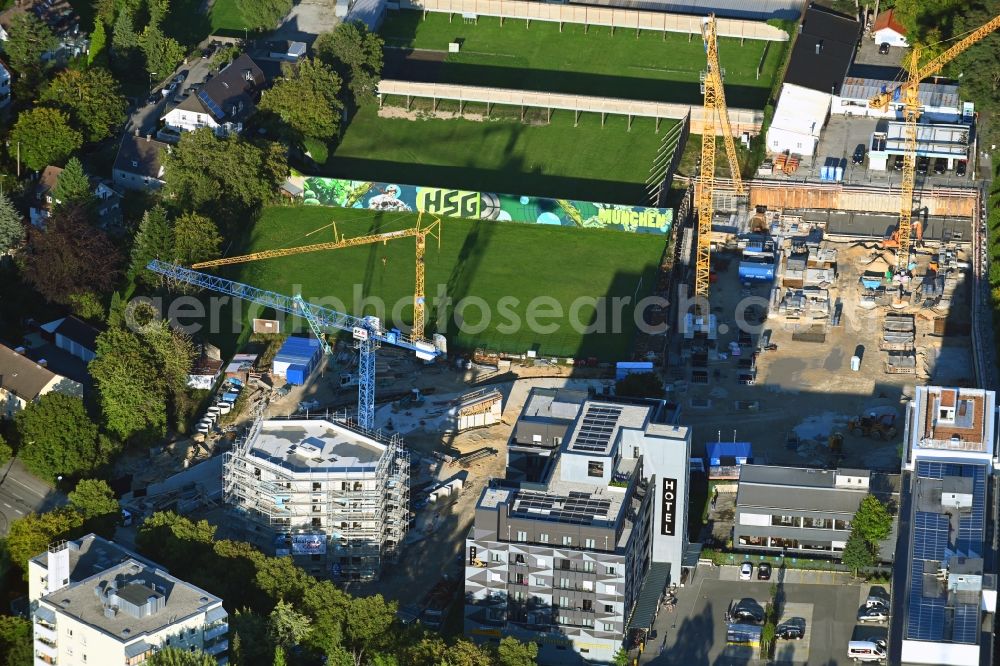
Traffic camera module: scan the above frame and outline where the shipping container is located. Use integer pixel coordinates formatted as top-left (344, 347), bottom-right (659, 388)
top-left (286, 364), bottom-right (310, 385)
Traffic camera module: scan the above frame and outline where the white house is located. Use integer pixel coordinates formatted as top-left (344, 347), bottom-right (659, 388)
top-left (29, 166), bottom-right (63, 228)
top-left (765, 83), bottom-right (832, 157)
top-left (161, 54), bottom-right (265, 137)
top-left (873, 9), bottom-right (908, 48)
top-left (0, 343), bottom-right (82, 418)
top-left (112, 133), bottom-right (168, 191)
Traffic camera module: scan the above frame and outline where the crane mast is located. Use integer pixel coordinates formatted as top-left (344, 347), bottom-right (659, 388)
top-left (867, 13), bottom-right (1000, 269)
top-left (695, 14), bottom-right (746, 300)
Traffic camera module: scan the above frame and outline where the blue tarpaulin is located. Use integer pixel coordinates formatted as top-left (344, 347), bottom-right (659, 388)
top-left (706, 441), bottom-right (752, 466)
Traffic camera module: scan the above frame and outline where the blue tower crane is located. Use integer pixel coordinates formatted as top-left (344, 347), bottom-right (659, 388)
top-left (146, 260), bottom-right (441, 430)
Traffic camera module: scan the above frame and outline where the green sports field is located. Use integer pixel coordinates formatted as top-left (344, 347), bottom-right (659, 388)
top-left (227, 206), bottom-right (665, 359)
top-left (381, 11), bottom-right (785, 108)
top-left (326, 107), bottom-right (672, 205)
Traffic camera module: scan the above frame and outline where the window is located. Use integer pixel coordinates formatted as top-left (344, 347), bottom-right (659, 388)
top-left (539, 533), bottom-right (549, 543)
top-left (313, 482), bottom-right (321, 491)
top-left (489, 571), bottom-right (501, 582)
top-left (536, 558), bottom-right (546, 567)
top-left (584, 538), bottom-right (596, 549)
top-left (582, 580), bottom-right (593, 591)
top-left (514, 554), bottom-right (525, 565)
top-left (562, 536), bottom-right (573, 546)
top-left (492, 553), bottom-right (504, 563)
top-left (606, 565), bottom-right (617, 575)
top-left (559, 596), bottom-right (569, 607)
top-left (604, 604), bottom-right (614, 613)
top-left (559, 577), bottom-right (571, 589)
top-left (583, 561), bottom-right (595, 572)
top-left (516, 531), bottom-right (527, 542)
top-left (588, 460), bottom-right (604, 477)
top-left (560, 559), bottom-right (571, 570)
top-left (605, 584), bottom-right (617, 595)
top-left (602, 622), bottom-right (615, 631)
top-left (583, 599), bottom-right (593, 612)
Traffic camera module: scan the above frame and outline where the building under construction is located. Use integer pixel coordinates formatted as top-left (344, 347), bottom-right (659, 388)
top-left (223, 414), bottom-right (409, 581)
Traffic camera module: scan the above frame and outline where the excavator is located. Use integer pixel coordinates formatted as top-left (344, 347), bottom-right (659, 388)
top-left (883, 221), bottom-right (922, 251)
top-left (847, 413), bottom-right (898, 440)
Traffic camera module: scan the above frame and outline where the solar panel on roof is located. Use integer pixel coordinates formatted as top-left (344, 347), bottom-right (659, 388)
top-left (573, 405), bottom-right (622, 452)
top-left (198, 90), bottom-right (225, 119)
top-left (952, 604), bottom-right (979, 644)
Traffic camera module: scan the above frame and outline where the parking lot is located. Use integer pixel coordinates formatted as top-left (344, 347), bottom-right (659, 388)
top-left (640, 564), bottom-right (890, 665)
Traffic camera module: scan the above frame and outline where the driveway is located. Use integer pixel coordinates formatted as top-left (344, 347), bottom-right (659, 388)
top-left (126, 47), bottom-right (225, 137)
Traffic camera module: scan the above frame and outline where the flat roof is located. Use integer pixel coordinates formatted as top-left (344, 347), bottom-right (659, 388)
top-left (911, 387), bottom-right (993, 454)
top-left (565, 401), bottom-right (649, 456)
top-left (905, 460), bottom-right (988, 646)
top-left (839, 77), bottom-right (959, 109)
top-left (249, 418), bottom-right (388, 473)
top-left (39, 558), bottom-right (222, 642)
top-left (737, 465), bottom-right (873, 514)
top-left (31, 535), bottom-right (156, 588)
top-left (521, 387), bottom-right (587, 420)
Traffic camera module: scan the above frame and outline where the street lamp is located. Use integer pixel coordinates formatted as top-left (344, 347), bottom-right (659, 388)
top-left (149, 72), bottom-right (157, 94)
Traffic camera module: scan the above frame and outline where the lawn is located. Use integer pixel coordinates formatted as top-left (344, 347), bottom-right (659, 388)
top-left (381, 11), bottom-right (785, 109)
top-left (221, 206), bottom-right (665, 359)
top-left (327, 106), bottom-right (673, 205)
top-left (209, 0), bottom-right (250, 34)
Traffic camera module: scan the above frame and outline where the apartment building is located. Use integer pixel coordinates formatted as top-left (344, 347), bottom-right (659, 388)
top-left (465, 399), bottom-right (691, 664)
top-left (895, 386), bottom-right (997, 666)
top-left (223, 415), bottom-right (409, 581)
top-left (733, 465), bottom-right (897, 560)
top-left (30, 535), bottom-right (228, 666)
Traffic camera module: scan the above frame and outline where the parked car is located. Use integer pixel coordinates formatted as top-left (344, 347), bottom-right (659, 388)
top-left (757, 562), bottom-right (772, 581)
top-left (739, 562), bottom-right (753, 580)
top-left (858, 607), bottom-right (890, 623)
top-left (934, 157), bottom-right (948, 174)
top-left (957, 159), bottom-right (968, 176)
top-left (893, 155), bottom-right (904, 171)
top-left (161, 81), bottom-right (178, 96)
top-left (852, 144), bottom-right (866, 165)
top-left (879, 42), bottom-right (890, 55)
top-left (776, 619), bottom-right (805, 640)
top-left (917, 156), bottom-right (930, 174)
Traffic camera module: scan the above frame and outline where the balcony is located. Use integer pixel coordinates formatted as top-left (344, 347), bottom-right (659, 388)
top-left (34, 638), bottom-right (57, 658)
top-left (34, 621), bottom-right (57, 642)
top-left (204, 623), bottom-right (229, 641)
top-left (34, 654), bottom-right (56, 666)
top-left (205, 640), bottom-right (229, 655)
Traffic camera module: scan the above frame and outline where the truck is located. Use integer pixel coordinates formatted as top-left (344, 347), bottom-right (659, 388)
top-left (420, 579), bottom-right (460, 629)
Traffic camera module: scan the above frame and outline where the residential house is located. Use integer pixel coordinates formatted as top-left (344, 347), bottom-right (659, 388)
top-left (113, 133), bottom-right (169, 192)
top-left (873, 8), bottom-right (908, 48)
top-left (29, 165), bottom-right (62, 227)
top-left (30, 535), bottom-right (229, 666)
top-left (0, 342), bottom-right (82, 418)
top-left (161, 54), bottom-right (266, 137)
top-left (39, 316), bottom-right (101, 363)
top-left (0, 0), bottom-right (88, 63)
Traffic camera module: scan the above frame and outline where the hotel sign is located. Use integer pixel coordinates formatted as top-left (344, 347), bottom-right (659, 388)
top-left (661, 478), bottom-right (678, 536)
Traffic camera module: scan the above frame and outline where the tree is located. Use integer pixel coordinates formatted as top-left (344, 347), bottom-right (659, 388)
top-left (273, 646), bottom-right (287, 666)
top-left (342, 594), bottom-right (396, 666)
top-left (3, 14), bottom-right (58, 73)
top-left (316, 22), bottom-right (384, 107)
top-left (111, 9), bottom-right (138, 55)
top-left (68, 479), bottom-right (121, 537)
top-left (163, 129), bottom-right (288, 218)
top-left (21, 205), bottom-right (122, 304)
top-left (6, 508), bottom-right (84, 573)
top-left (136, 511), bottom-right (216, 569)
top-left (259, 58), bottom-right (343, 140)
top-left (172, 212), bottom-right (221, 266)
top-left (148, 648), bottom-right (216, 666)
top-left (611, 648), bottom-right (629, 666)
top-left (140, 24), bottom-right (185, 78)
top-left (496, 637), bottom-right (538, 666)
top-left (0, 192), bottom-right (24, 254)
top-left (841, 531), bottom-right (875, 574)
top-left (130, 206), bottom-right (175, 283)
top-left (51, 158), bottom-right (92, 210)
top-left (615, 372), bottom-right (664, 398)
top-left (89, 20), bottom-right (107, 66)
top-left (89, 320), bottom-right (195, 441)
top-left (268, 600), bottom-right (313, 649)
top-left (441, 640), bottom-right (494, 666)
top-left (10, 108), bottom-right (83, 172)
top-left (0, 615), bottom-right (33, 666)
top-left (15, 394), bottom-right (102, 481)
top-left (235, 0), bottom-right (291, 31)
top-left (231, 610), bottom-right (272, 666)
top-left (852, 495), bottom-right (893, 549)
top-left (40, 68), bottom-right (128, 143)
top-left (0, 434), bottom-right (12, 466)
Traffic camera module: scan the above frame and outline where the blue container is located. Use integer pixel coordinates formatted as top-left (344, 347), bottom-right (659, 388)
top-left (286, 364), bottom-right (308, 385)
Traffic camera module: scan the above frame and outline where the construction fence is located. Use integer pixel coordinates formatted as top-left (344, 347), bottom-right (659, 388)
top-left (395, 0), bottom-right (790, 41)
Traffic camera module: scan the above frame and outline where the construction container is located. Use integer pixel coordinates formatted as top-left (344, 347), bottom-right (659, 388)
top-left (272, 336), bottom-right (322, 378)
top-left (851, 355), bottom-right (861, 371)
top-left (286, 364), bottom-right (309, 386)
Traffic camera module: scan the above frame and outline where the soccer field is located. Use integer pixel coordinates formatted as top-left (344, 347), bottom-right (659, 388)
top-left (326, 106), bottom-right (673, 205)
top-left (381, 11), bottom-right (785, 108)
top-left (227, 207), bottom-right (666, 359)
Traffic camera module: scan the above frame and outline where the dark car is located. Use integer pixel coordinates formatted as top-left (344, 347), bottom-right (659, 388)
top-left (852, 144), bottom-right (866, 165)
top-left (757, 562), bottom-right (772, 581)
top-left (731, 608), bottom-right (763, 624)
top-left (776, 620), bottom-right (805, 640)
top-left (893, 155), bottom-right (904, 171)
top-left (957, 160), bottom-right (968, 176)
top-left (934, 158), bottom-right (947, 174)
top-left (879, 42), bottom-right (890, 55)
top-left (917, 156), bottom-right (930, 174)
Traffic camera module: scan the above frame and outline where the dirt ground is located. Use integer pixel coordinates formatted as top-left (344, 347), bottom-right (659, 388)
top-left (677, 237), bottom-right (974, 472)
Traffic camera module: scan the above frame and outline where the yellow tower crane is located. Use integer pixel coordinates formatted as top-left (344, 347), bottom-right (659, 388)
top-left (695, 14), bottom-right (746, 300)
top-left (192, 213), bottom-right (442, 340)
top-left (868, 13), bottom-right (1000, 269)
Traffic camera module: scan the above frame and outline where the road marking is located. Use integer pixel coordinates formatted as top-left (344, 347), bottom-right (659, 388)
top-left (2, 502), bottom-right (10, 508)
top-left (14, 509), bottom-right (23, 514)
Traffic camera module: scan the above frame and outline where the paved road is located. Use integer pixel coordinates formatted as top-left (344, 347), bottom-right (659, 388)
top-left (0, 459), bottom-right (65, 534)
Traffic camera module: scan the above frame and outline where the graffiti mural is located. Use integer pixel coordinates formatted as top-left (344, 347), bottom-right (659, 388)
top-left (293, 176), bottom-right (673, 235)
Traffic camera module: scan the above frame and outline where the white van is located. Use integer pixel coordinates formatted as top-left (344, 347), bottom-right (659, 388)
top-left (848, 639), bottom-right (887, 662)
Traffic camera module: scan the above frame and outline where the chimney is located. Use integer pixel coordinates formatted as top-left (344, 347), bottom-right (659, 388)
top-left (46, 541), bottom-right (71, 595)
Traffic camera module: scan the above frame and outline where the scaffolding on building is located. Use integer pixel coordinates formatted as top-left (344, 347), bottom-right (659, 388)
top-left (222, 410), bottom-right (410, 581)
